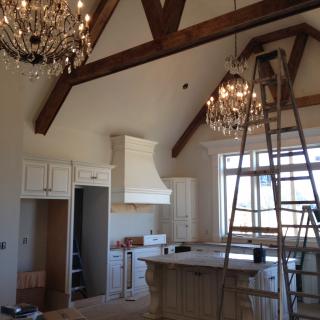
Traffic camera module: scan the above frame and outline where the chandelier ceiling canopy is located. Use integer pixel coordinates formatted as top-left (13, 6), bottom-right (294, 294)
top-left (0, 0), bottom-right (91, 80)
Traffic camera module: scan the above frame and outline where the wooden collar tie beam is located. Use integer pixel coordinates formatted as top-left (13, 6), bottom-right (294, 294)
top-left (35, 0), bottom-right (320, 137)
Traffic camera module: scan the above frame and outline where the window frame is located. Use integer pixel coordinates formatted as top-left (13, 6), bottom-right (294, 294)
top-left (221, 145), bottom-right (320, 239)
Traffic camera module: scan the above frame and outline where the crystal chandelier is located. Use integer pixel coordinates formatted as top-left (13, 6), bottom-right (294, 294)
top-left (206, 0), bottom-right (263, 139)
top-left (0, 0), bottom-right (91, 80)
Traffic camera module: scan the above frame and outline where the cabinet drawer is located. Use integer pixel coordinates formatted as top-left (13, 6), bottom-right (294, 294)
top-left (109, 250), bottom-right (123, 261)
top-left (134, 248), bottom-right (161, 268)
top-left (143, 234), bottom-right (166, 246)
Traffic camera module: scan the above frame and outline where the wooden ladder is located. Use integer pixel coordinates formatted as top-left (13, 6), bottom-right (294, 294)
top-left (219, 48), bottom-right (320, 320)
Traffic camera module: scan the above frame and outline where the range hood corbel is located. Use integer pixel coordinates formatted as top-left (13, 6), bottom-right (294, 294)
top-left (111, 135), bottom-right (171, 204)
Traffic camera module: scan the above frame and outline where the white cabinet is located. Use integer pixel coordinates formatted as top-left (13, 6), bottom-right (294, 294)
top-left (133, 247), bottom-right (161, 293)
top-left (174, 221), bottom-right (190, 242)
top-left (160, 178), bottom-right (198, 242)
top-left (182, 268), bottom-right (217, 319)
top-left (21, 159), bottom-right (71, 198)
top-left (108, 250), bottom-right (124, 298)
top-left (73, 163), bottom-right (111, 186)
top-left (162, 267), bottom-right (181, 316)
top-left (163, 267), bottom-right (218, 320)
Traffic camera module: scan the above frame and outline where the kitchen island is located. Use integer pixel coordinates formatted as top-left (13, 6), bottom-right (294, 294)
top-left (140, 251), bottom-right (296, 320)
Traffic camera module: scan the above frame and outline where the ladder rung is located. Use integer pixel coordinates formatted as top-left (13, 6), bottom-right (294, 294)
top-left (72, 285), bottom-right (86, 292)
top-left (254, 76), bottom-right (277, 85)
top-left (256, 49), bottom-right (279, 62)
top-left (233, 226), bottom-right (278, 233)
top-left (282, 224), bottom-right (319, 229)
top-left (281, 201), bottom-right (316, 205)
top-left (280, 176), bottom-right (310, 181)
top-left (268, 126), bottom-right (298, 135)
top-left (292, 313), bottom-right (320, 320)
top-left (284, 246), bottom-right (320, 253)
top-left (264, 100), bottom-right (292, 111)
top-left (224, 286), bottom-right (279, 299)
top-left (240, 169), bottom-right (279, 176)
top-left (273, 150), bottom-right (305, 158)
top-left (235, 208), bottom-right (275, 213)
top-left (289, 291), bottom-right (320, 300)
top-left (287, 269), bottom-right (320, 276)
top-left (72, 269), bottom-right (83, 273)
top-left (246, 117), bottom-right (277, 127)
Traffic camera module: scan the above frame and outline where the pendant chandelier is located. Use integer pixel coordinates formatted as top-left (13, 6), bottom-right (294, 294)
top-left (206, 0), bottom-right (263, 139)
top-left (0, 0), bottom-right (91, 80)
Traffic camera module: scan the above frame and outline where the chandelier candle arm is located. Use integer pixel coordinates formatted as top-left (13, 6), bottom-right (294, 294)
top-left (0, 0), bottom-right (91, 80)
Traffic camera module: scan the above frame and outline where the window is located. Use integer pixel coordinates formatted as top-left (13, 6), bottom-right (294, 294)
top-left (221, 146), bottom-right (320, 238)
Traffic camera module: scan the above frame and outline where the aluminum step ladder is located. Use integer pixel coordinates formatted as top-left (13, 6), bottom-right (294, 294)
top-left (219, 48), bottom-right (320, 320)
top-left (71, 238), bottom-right (87, 299)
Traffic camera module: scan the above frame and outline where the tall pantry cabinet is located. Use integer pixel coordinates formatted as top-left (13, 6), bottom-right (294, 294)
top-left (159, 178), bottom-right (198, 242)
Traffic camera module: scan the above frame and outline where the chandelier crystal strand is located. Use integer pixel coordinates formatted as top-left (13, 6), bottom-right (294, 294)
top-left (206, 0), bottom-right (263, 139)
top-left (0, 0), bottom-right (91, 80)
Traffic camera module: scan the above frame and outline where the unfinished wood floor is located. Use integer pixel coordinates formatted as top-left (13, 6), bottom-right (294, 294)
top-left (79, 295), bottom-right (320, 320)
top-left (79, 295), bottom-right (149, 320)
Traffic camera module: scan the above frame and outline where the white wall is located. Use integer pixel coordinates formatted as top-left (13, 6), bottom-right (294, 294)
top-left (18, 200), bottom-right (48, 272)
top-left (109, 212), bottom-right (159, 246)
top-left (0, 71), bottom-right (23, 304)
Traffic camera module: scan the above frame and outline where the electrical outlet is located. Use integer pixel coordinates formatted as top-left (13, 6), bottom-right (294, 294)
top-left (23, 237), bottom-right (28, 245)
top-left (0, 242), bottom-right (7, 250)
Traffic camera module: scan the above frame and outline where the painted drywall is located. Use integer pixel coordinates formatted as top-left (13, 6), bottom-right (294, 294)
top-left (18, 200), bottom-right (48, 272)
top-left (0, 71), bottom-right (23, 304)
top-left (109, 212), bottom-right (159, 246)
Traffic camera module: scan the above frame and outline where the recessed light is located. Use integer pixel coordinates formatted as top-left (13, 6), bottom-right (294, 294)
top-left (182, 83), bottom-right (189, 90)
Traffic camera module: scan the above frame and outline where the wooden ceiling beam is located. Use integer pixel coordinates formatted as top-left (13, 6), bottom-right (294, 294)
top-left (141, 0), bottom-right (185, 39)
top-left (162, 0), bottom-right (186, 34)
top-left (35, 0), bottom-right (120, 135)
top-left (141, 0), bottom-right (164, 39)
top-left (283, 32), bottom-right (308, 99)
top-left (35, 0), bottom-right (320, 135)
top-left (69, 0), bottom-right (320, 86)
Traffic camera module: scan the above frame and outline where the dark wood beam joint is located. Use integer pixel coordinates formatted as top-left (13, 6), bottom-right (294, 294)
top-left (141, 0), bottom-right (164, 39)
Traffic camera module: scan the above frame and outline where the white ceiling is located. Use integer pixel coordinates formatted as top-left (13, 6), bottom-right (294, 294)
top-left (22, 0), bottom-right (320, 148)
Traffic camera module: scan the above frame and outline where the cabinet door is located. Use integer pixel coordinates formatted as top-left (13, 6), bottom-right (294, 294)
top-left (189, 180), bottom-right (197, 220)
top-left (174, 221), bottom-right (189, 242)
top-left (160, 220), bottom-right (173, 242)
top-left (47, 163), bottom-right (71, 198)
top-left (199, 269), bottom-right (218, 320)
top-left (182, 268), bottom-right (199, 318)
top-left (163, 267), bottom-right (181, 314)
top-left (191, 220), bottom-right (198, 241)
top-left (94, 168), bottom-right (111, 186)
top-left (160, 179), bottom-right (173, 220)
top-left (74, 165), bottom-right (95, 185)
top-left (21, 160), bottom-right (47, 197)
top-left (174, 180), bottom-right (188, 219)
top-left (108, 261), bottom-right (123, 294)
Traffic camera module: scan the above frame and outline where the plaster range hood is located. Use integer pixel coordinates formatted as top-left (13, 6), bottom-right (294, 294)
top-left (111, 135), bottom-right (171, 204)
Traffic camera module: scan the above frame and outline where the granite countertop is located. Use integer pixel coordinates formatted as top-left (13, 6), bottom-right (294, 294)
top-left (139, 251), bottom-right (280, 275)
top-left (110, 244), bottom-right (164, 251)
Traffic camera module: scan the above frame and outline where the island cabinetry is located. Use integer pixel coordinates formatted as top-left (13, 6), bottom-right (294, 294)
top-left (21, 158), bottom-right (71, 198)
top-left (159, 178), bottom-right (198, 242)
top-left (162, 267), bottom-right (218, 320)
